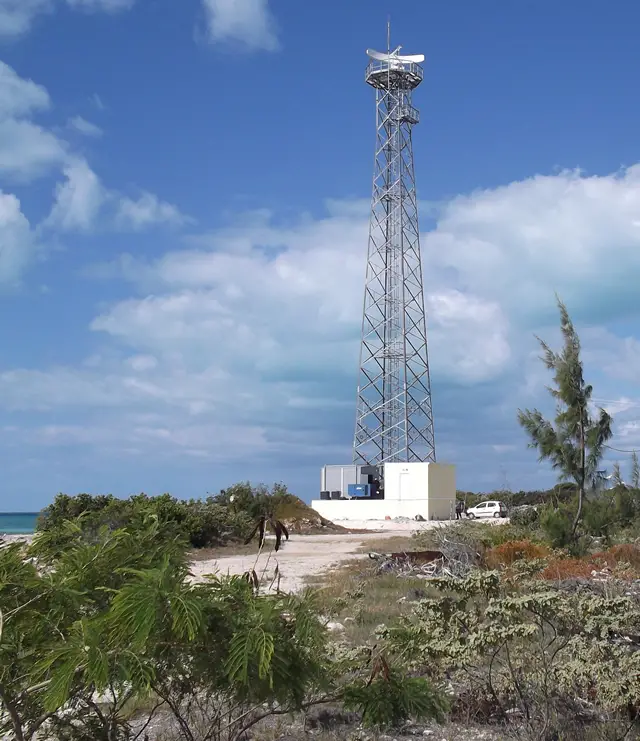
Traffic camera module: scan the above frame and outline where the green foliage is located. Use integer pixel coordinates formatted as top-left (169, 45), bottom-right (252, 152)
top-left (518, 297), bottom-right (613, 538)
top-left (539, 503), bottom-right (575, 549)
top-left (384, 571), bottom-right (640, 738)
top-left (214, 482), bottom-right (309, 522)
top-left (36, 483), bottom-right (308, 549)
top-left (508, 505), bottom-right (539, 528)
top-left (632, 451), bottom-right (640, 489)
top-left (343, 669), bottom-right (448, 728)
top-left (577, 487), bottom-right (639, 545)
top-left (1, 521), bottom-right (436, 741)
top-left (612, 461), bottom-right (624, 488)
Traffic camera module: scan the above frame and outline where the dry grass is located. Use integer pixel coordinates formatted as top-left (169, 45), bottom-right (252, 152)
top-left (538, 545), bottom-right (640, 581)
top-left (593, 543), bottom-right (640, 569)
top-left (355, 534), bottom-right (420, 554)
top-left (189, 542), bottom-right (261, 561)
top-left (485, 540), bottom-right (550, 568)
top-left (306, 557), bottom-right (434, 645)
top-left (540, 558), bottom-right (600, 580)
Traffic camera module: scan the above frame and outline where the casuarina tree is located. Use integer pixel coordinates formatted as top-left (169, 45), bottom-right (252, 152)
top-left (517, 297), bottom-right (612, 538)
top-left (631, 450), bottom-right (640, 488)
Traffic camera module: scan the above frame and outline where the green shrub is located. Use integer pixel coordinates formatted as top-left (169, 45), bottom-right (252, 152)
top-left (509, 505), bottom-right (540, 528)
top-left (384, 570), bottom-right (640, 739)
top-left (1, 521), bottom-right (445, 741)
top-left (539, 504), bottom-right (575, 550)
top-left (36, 484), bottom-right (299, 549)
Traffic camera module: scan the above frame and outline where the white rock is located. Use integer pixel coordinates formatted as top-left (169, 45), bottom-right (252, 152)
top-left (326, 621), bottom-right (345, 632)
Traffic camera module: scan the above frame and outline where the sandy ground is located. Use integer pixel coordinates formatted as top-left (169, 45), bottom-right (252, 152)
top-left (190, 519), bottom-right (454, 593)
top-left (1, 534), bottom-right (34, 544)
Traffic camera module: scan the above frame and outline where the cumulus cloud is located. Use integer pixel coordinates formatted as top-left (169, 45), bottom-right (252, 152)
top-left (0, 0), bottom-right (52, 37)
top-left (0, 191), bottom-right (38, 284)
top-left (427, 291), bottom-right (511, 384)
top-left (0, 59), bottom-right (190, 290)
top-left (0, 119), bottom-right (65, 181)
top-left (425, 166), bottom-right (640, 323)
top-left (43, 163), bottom-right (190, 234)
top-left (0, 61), bottom-right (50, 118)
top-left (92, 205), bottom-right (510, 386)
top-left (0, 200), bottom-right (513, 474)
top-left (8, 162), bottom-right (640, 490)
top-left (115, 192), bottom-right (192, 231)
top-left (67, 116), bottom-right (103, 138)
top-left (44, 158), bottom-right (106, 231)
top-left (0, 0), bottom-right (133, 37)
top-left (0, 63), bottom-right (64, 181)
top-left (202, 0), bottom-right (279, 51)
top-left (0, 60), bottom-right (188, 237)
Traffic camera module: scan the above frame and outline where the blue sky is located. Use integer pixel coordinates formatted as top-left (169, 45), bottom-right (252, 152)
top-left (2, 0), bottom-right (640, 510)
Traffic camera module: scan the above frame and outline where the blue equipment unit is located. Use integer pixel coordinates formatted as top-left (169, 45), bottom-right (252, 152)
top-left (347, 483), bottom-right (371, 497)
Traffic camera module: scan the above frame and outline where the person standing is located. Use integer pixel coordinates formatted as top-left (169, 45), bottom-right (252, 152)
top-left (455, 499), bottom-right (463, 520)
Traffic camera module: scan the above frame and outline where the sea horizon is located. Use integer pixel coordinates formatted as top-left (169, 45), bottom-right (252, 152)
top-left (0, 512), bottom-right (40, 534)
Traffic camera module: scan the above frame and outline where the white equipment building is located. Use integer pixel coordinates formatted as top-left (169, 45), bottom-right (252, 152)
top-left (311, 462), bottom-right (456, 522)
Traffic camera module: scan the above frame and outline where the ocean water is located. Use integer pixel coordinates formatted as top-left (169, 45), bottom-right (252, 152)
top-left (0, 512), bottom-right (39, 534)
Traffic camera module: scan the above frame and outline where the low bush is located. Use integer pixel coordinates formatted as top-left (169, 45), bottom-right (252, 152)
top-left (36, 483), bottom-right (314, 549)
top-left (539, 503), bottom-right (576, 550)
top-left (383, 570), bottom-right (640, 739)
top-left (509, 504), bottom-right (539, 527)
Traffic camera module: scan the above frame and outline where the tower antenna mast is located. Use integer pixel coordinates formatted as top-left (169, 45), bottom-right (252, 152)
top-left (353, 30), bottom-right (436, 466)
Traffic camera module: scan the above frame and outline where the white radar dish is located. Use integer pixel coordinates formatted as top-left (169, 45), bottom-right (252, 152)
top-left (366, 48), bottom-right (425, 64)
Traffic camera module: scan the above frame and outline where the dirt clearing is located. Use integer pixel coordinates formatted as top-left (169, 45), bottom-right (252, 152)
top-left (189, 519), bottom-right (457, 593)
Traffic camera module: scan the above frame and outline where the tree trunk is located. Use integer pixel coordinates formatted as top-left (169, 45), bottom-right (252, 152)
top-left (572, 416), bottom-right (586, 538)
top-left (0, 683), bottom-right (25, 741)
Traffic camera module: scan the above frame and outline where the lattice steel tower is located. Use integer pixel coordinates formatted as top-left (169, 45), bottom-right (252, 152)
top-left (353, 34), bottom-right (436, 467)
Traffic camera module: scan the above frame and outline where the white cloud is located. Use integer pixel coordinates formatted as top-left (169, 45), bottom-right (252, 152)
top-left (43, 162), bottom-right (190, 234)
top-left (427, 291), bottom-right (511, 383)
top-left (115, 192), bottom-right (192, 231)
top-left (0, 60), bottom-right (189, 282)
top-left (0, 63), bottom-right (63, 181)
top-left (0, 191), bottom-right (38, 284)
top-left (0, 198), bottom-right (513, 468)
top-left (425, 166), bottom-right (640, 320)
top-left (98, 207), bottom-right (509, 386)
top-left (0, 118), bottom-right (65, 181)
top-left (67, 115), bottom-right (103, 138)
top-left (0, 0), bottom-right (52, 37)
top-left (0, 61), bottom-right (50, 118)
top-left (202, 0), bottom-right (279, 51)
top-left (44, 158), bottom-right (105, 231)
top-left (10, 160), bottom-right (640, 473)
top-left (0, 0), bottom-right (133, 37)
top-left (65, 0), bottom-right (134, 10)
top-left (127, 354), bottom-right (158, 372)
